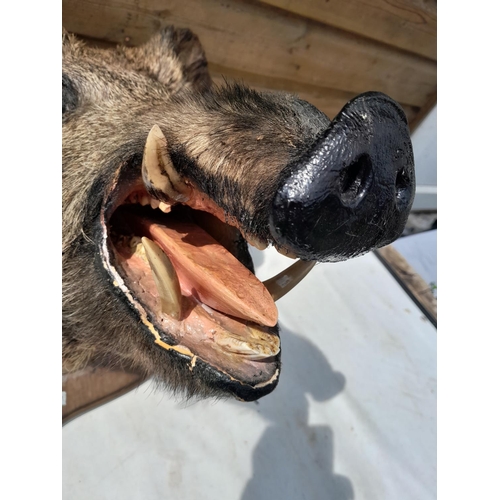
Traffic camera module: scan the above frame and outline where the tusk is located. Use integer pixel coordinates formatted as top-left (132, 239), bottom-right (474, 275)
top-left (141, 237), bottom-right (183, 320)
top-left (142, 124), bottom-right (191, 203)
top-left (263, 260), bottom-right (316, 301)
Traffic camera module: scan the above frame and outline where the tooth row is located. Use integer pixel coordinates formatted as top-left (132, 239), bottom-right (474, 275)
top-left (213, 328), bottom-right (280, 360)
top-left (141, 237), bottom-right (183, 320)
top-left (125, 192), bottom-right (172, 213)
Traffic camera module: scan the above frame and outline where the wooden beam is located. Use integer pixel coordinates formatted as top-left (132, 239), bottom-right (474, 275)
top-left (62, 0), bottom-right (436, 107)
top-left (210, 63), bottom-right (419, 123)
top-left (260, 0), bottom-right (437, 61)
top-left (62, 368), bottom-right (146, 425)
top-left (70, 34), bottom-right (420, 126)
top-left (408, 90), bottom-right (437, 132)
top-left (376, 245), bottom-right (437, 326)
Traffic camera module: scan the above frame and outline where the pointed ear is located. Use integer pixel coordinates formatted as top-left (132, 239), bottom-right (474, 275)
top-left (167, 27), bottom-right (211, 92)
top-left (120, 26), bottom-right (211, 93)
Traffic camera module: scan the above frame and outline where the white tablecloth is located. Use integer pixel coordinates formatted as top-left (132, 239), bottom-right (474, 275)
top-left (63, 248), bottom-right (436, 500)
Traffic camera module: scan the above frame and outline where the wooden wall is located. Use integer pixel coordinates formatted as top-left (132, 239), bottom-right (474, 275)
top-left (62, 0), bottom-right (437, 130)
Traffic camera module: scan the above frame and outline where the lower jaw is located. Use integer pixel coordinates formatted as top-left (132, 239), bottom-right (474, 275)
top-left (100, 203), bottom-right (282, 393)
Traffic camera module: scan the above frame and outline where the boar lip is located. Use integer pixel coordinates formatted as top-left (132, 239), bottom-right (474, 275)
top-left (99, 166), bottom-right (281, 393)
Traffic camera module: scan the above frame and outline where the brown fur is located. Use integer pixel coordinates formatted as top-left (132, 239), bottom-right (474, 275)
top-left (63, 27), bottom-right (330, 399)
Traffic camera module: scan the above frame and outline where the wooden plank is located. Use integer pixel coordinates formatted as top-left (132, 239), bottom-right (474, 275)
top-left (62, 368), bottom-right (145, 425)
top-left (408, 89), bottom-right (437, 132)
top-left (376, 245), bottom-right (437, 326)
top-left (260, 0), bottom-right (436, 61)
top-left (70, 34), bottom-right (420, 127)
top-left (210, 63), bottom-right (419, 123)
top-left (62, 0), bottom-right (436, 108)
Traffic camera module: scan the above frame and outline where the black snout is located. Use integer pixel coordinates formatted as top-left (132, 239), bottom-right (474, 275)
top-left (269, 92), bottom-right (415, 262)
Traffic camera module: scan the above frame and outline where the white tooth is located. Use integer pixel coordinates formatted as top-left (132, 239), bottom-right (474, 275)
top-left (150, 198), bottom-right (160, 209)
top-left (263, 260), bottom-right (316, 301)
top-left (142, 125), bottom-right (190, 202)
top-left (213, 328), bottom-right (280, 360)
top-left (140, 195), bottom-right (149, 206)
top-left (158, 201), bottom-right (172, 213)
top-left (131, 237), bottom-right (146, 261)
top-left (141, 237), bottom-right (182, 320)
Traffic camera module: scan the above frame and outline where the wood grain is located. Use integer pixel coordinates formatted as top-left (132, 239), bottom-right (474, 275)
top-left (260, 0), bottom-right (437, 61)
top-left (62, 0), bottom-right (436, 108)
top-left (407, 89), bottom-right (437, 132)
top-left (71, 35), bottom-right (420, 124)
top-left (376, 245), bottom-right (437, 326)
top-left (210, 63), bottom-right (419, 124)
top-left (62, 368), bottom-right (146, 425)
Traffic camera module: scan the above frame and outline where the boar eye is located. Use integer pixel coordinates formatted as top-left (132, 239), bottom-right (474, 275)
top-left (62, 73), bottom-right (78, 115)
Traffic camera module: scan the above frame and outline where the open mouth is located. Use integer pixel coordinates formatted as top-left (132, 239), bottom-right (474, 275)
top-left (98, 126), bottom-right (314, 399)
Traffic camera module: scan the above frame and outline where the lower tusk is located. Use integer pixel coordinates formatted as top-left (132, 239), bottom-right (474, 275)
top-left (263, 260), bottom-right (317, 301)
top-left (141, 237), bottom-right (183, 319)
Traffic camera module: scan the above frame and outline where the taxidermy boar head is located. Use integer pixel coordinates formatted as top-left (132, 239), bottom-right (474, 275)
top-left (62, 27), bottom-right (415, 401)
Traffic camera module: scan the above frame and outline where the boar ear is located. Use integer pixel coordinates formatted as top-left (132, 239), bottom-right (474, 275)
top-left (167, 27), bottom-right (211, 92)
top-left (121, 26), bottom-right (211, 93)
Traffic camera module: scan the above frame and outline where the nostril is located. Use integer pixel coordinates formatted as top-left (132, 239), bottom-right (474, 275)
top-left (395, 167), bottom-right (411, 209)
top-left (339, 153), bottom-right (373, 207)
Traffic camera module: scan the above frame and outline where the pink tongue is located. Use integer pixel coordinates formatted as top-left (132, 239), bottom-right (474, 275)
top-left (142, 219), bottom-right (278, 327)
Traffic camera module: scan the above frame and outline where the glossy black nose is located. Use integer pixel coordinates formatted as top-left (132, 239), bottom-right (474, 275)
top-left (270, 92), bottom-right (415, 262)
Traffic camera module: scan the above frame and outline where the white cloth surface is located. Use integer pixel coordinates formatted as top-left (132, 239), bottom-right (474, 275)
top-left (63, 249), bottom-right (436, 500)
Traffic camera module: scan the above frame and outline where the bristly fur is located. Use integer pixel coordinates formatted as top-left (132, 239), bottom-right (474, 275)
top-left (62, 27), bottom-right (330, 400)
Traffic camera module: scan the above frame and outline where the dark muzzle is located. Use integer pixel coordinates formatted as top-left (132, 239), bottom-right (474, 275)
top-left (269, 92), bottom-right (415, 262)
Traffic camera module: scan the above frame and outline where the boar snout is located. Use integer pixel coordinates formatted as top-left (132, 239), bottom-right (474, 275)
top-left (270, 92), bottom-right (415, 262)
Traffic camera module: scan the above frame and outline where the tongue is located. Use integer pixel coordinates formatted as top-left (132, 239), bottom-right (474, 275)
top-left (137, 217), bottom-right (278, 327)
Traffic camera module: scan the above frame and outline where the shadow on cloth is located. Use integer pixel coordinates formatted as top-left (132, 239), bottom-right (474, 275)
top-left (240, 324), bottom-right (354, 500)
